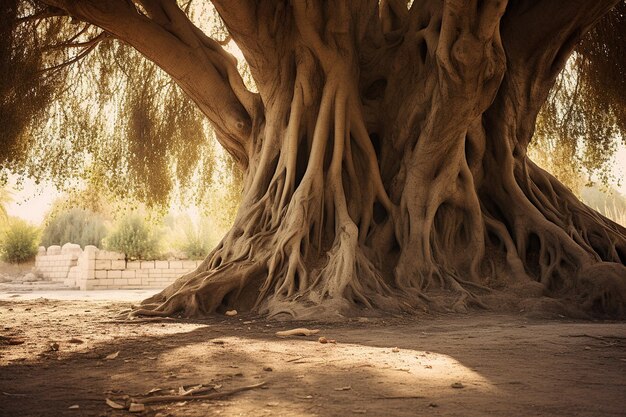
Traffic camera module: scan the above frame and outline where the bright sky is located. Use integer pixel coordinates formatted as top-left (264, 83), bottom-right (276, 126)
top-left (5, 177), bottom-right (61, 224)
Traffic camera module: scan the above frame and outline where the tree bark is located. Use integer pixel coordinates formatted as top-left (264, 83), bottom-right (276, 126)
top-left (41, 0), bottom-right (626, 318)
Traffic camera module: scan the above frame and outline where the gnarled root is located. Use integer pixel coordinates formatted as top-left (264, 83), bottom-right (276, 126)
top-left (130, 0), bottom-right (625, 320)
top-left (133, 262), bottom-right (265, 317)
top-left (574, 262), bottom-right (626, 317)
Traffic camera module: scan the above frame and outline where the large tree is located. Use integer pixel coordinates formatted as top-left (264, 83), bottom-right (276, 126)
top-left (2, 0), bottom-right (626, 318)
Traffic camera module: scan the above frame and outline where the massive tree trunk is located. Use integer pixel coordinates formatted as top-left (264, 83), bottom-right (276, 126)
top-left (45, 0), bottom-right (626, 318)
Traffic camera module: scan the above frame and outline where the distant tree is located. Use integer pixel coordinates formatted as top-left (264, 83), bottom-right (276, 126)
top-left (105, 214), bottom-right (161, 260)
top-left (41, 207), bottom-right (107, 248)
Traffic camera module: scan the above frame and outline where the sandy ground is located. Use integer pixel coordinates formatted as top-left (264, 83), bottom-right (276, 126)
top-left (0, 289), bottom-right (161, 302)
top-left (0, 291), bottom-right (625, 417)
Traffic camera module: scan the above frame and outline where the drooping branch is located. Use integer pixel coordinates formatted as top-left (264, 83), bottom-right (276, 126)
top-left (44, 31), bottom-right (109, 50)
top-left (38, 0), bottom-right (260, 167)
top-left (40, 31), bottom-right (111, 74)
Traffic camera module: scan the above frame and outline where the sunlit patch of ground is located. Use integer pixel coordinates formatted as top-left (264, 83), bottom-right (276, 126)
top-left (0, 298), bottom-right (625, 416)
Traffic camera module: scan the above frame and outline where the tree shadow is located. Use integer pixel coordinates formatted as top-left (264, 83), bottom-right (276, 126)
top-left (0, 311), bottom-right (625, 416)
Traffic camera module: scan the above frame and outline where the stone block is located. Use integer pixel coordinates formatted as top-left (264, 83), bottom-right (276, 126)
top-left (155, 260), bottom-right (169, 269)
top-left (121, 270), bottom-right (136, 279)
top-left (95, 260), bottom-right (111, 269)
top-left (95, 270), bottom-right (107, 279)
top-left (61, 243), bottom-right (81, 254)
top-left (135, 269), bottom-right (150, 278)
top-left (126, 261), bottom-right (141, 270)
top-left (110, 260), bottom-right (126, 270)
top-left (182, 261), bottom-right (197, 269)
top-left (80, 259), bottom-right (96, 270)
top-left (47, 245), bottom-right (61, 256)
top-left (127, 278), bottom-right (141, 286)
top-left (141, 261), bottom-right (155, 269)
top-left (83, 245), bottom-right (98, 259)
top-left (107, 270), bottom-right (122, 279)
top-left (169, 261), bottom-right (183, 269)
top-left (113, 278), bottom-right (128, 286)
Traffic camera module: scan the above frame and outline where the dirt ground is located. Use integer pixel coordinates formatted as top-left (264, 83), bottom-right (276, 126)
top-left (0, 293), bottom-right (625, 417)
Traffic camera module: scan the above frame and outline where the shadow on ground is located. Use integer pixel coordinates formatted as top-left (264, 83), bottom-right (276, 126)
top-left (0, 299), bottom-right (625, 416)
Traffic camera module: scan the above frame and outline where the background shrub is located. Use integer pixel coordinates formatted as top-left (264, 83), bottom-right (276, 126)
top-left (161, 214), bottom-right (222, 260)
top-left (104, 214), bottom-right (161, 260)
top-left (0, 218), bottom-right (39, 263)
top-left (175, 215), bottom-right (219, 259)
top-left (41, 208), bottom-right (108, 248)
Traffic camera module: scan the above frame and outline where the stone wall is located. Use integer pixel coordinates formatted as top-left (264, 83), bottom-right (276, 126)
top-left (35, 244), bottom-right (82, 283)
top-left (35, 244), bottom-right (201, 290)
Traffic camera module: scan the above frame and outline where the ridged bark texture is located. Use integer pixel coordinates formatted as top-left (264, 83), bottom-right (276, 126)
top-left (131, 0), bottom-right (626, 319)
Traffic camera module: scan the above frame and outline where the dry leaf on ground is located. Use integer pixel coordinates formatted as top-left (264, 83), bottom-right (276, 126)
top-left (104, 351), bottom-right (120, 360)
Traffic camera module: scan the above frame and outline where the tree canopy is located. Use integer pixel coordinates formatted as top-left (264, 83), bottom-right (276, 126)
top-left (2, 0), bottom-right (624, 205)
top-left (1, 0), bottom-right (242, 207)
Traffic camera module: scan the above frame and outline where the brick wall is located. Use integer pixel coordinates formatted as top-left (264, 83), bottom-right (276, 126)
top-left (35, 244), bottom-right (202, 290)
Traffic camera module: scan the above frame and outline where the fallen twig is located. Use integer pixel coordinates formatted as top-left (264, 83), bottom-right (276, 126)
top-left (132, 382), bottom-right (267, 405)
top-left (286, 356), bottom-right (306, 362)
top-left (562, 334), bottom-right (626, 341)
top-left (2, 392), bottom-right (27, 397)
top-left (179, 385), bottom-right (217, 396)
top-left (375, 395), bottom-right (425, 400)
top-left (276, 328), bottom-right (320, 337)
top-left (101, 317), bottom-right (178, 324)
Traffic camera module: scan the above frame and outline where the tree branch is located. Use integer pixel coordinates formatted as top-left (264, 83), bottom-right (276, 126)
top-left (210, 1), bottom-right (289, 98)
top-left (40, 39), bottom-right (102, 74)
top-left (38, 0), bottom-right (258, 167)
top-left (44, 31), bottom-right (110, 51)
top-left (14, 6), bottom-right (67, 25)
top-left (502, 0), bottom-right (619, 93)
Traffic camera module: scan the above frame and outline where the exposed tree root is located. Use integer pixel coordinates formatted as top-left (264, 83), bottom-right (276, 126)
top-left (107, 382), bottom-right (268, 407)
top-left (134, 262), bottom-right (265, 317)
top-left (130, 0), bottom-right (625, 320)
